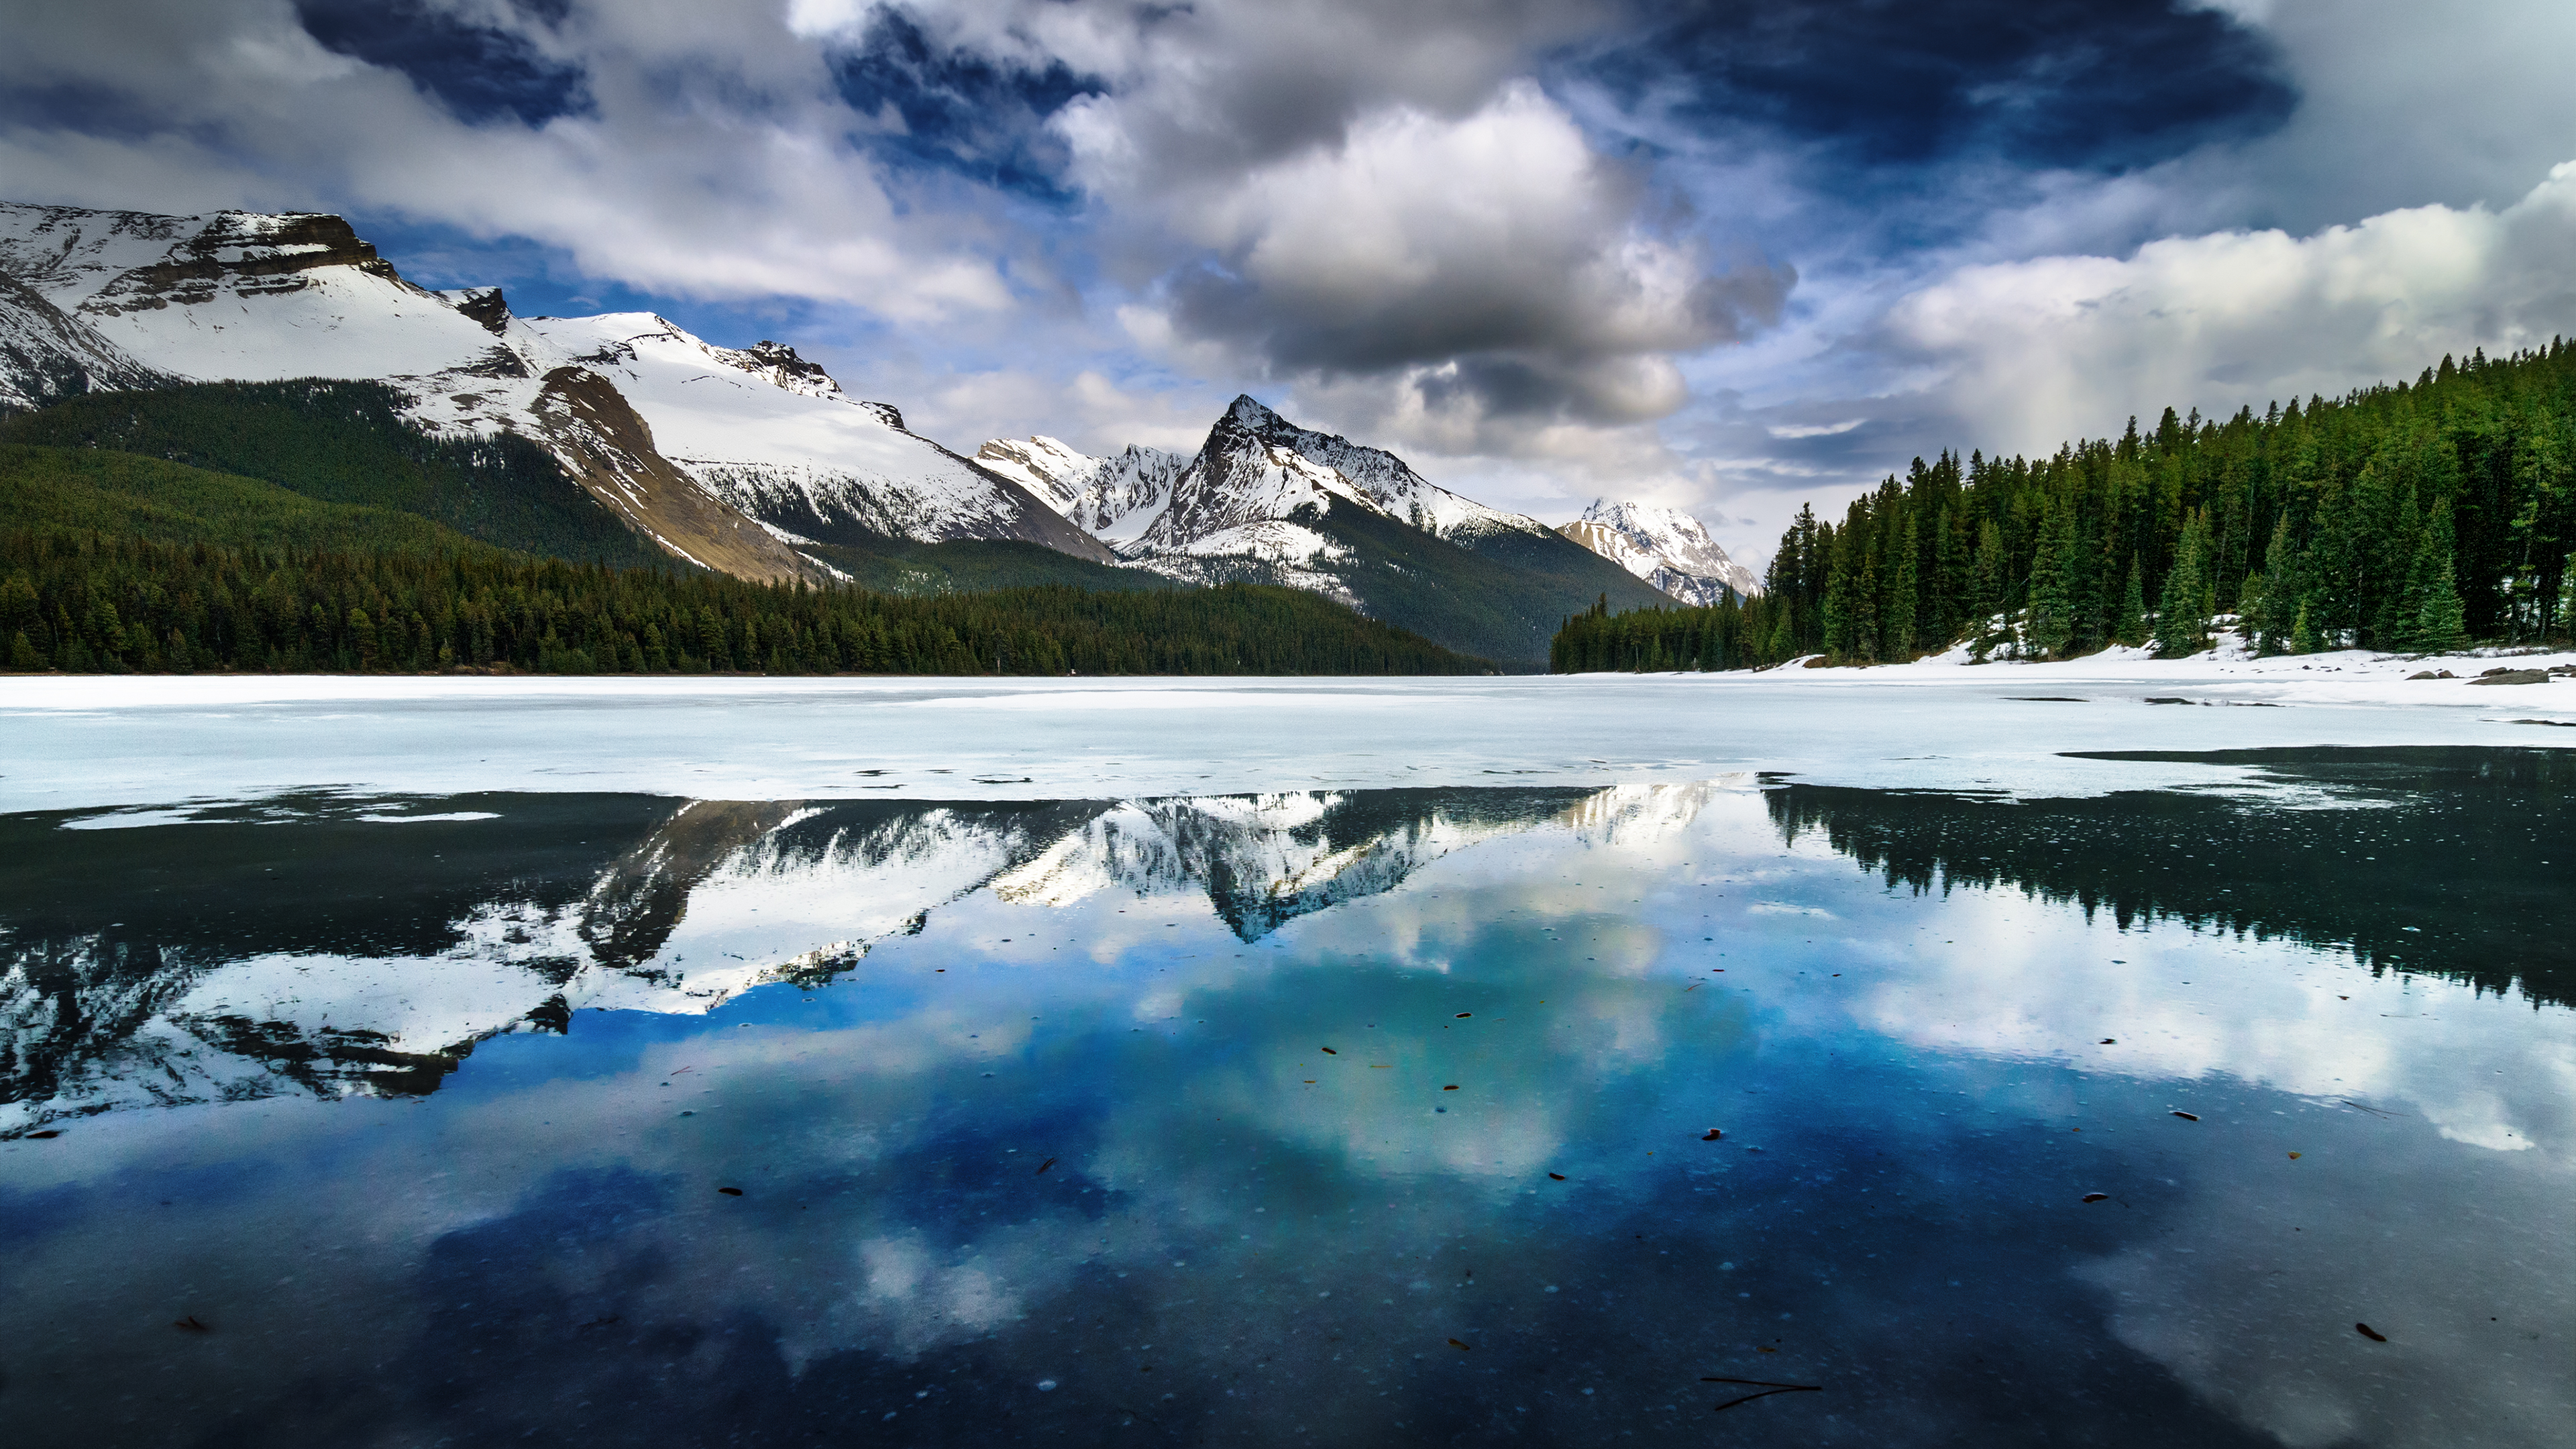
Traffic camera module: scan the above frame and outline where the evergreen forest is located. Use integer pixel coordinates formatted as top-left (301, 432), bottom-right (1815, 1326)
top-left (1553, 343), bottom-right (2576, 672)
top-left (0, 528), bottom-right (1480, 676)
top-left (0, 432), bottom-right (1481, 677)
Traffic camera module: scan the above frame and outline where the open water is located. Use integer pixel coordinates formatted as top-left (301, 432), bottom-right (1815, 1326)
top-left (2, 747), bottom-right (2570, 1446)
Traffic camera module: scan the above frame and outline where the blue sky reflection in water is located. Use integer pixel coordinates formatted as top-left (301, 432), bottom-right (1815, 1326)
top-left (1, 755), bottom-right (2570, 1446)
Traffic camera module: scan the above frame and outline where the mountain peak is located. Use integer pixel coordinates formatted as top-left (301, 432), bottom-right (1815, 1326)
top-left (1225, 394), bottom-right (1283, 428)
top-left (1558, 498), bottom-right (1760, 604)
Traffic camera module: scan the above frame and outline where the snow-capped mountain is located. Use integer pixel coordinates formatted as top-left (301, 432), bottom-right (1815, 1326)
top-left (0, 203), bottom-right (1108, 575)
top-left (974, 435), bottom-right (1189, 551)
top-left (1204, 395), bottom-right (1560, 545)
top-left (1556, 499), bottom-right (1761, 605)
top-left (2, 786), bottom-right (1682, 1135)
top-left (484, 315), bottom-right (1112, 561)
top-left (972, 397), bottom-right (1672, 660)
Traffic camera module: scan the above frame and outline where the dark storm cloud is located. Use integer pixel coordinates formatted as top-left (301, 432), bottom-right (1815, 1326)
top-left (1587, 0), bottom-right (2297, 172)
top-left (294, 0), bottom-right (591, 128)
top-left (827, 5), bottom-right (1107, 204)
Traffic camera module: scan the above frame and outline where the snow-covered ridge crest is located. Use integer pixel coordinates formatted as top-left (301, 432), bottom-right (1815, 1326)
top-left (0, 202), bottom-right (513, 384)
top-left (1215, 394), bottom-right (1560, 544)
top-left (480, 311), bottom-right (1112, 559)
top-left (975, 435), bottom-right (1191, 551)
top-left (1558, 498), bottom-right (1762, 604)
top-left (0, 201), bottom-right (1114, 571)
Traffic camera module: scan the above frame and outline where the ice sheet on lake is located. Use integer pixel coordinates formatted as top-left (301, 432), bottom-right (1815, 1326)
top-left (5, 661), bottom-right (2571, 816)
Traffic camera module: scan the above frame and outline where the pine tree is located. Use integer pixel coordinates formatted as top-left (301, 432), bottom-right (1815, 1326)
top-left (1966, 520), bottom-right (2006, 661)
top-left (2411, 556), bottom-right (2471, 654)
top-left (2290, 600), bottom-right (2318, 655)
top-left (2252, 515), bottom-right (2296, 654)
top-left (1887, 513), bottom-right (1919, 659)
top-left (1852, 553), bottom-right (1882, 661)
top-left (2111, 554), bottom-right (2145, 646)
top-left (2025, 504), bottom-right (2076, 659)
top-left (1821, 537), bottom-right (1856, 659)
top-left (2155, 510), bottom-right (2214, 656)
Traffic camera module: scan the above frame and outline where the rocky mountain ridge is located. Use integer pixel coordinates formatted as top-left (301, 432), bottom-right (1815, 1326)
top-left (1556, 498), bottom-right (1762, 604)
top-left (0, 200), bottom-right (1672, 657)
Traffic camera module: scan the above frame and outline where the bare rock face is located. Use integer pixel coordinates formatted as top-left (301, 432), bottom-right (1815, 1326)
top-left (0, 270), bottom-right (168, 410)
top-left (531, 365), bottom-right (817, 584)
top-left (453, 286), bottom-right (511, 335)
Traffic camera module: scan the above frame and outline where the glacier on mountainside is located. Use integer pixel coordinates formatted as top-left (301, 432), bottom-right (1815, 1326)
top-left (1557, 498), bottom-right (1762, 604)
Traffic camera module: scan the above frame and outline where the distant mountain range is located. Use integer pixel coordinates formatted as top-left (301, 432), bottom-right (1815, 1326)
top-left (0, 202), bottom-right (1752, 662)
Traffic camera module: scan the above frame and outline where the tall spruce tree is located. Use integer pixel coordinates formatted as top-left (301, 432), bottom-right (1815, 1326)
top-left (2154, 509), bottom-right (2214, 656)
top-left (2112, 553), bottom-right (2146, 646)
top-left (2412, 556), bottom-right (2471, 653)
top-left (1888, 513), bottom-right (1919, 659)
top-left (1967, 519), bottom-right (2007, 661)
top-left (2025, 504), bottom-right (2076, 659)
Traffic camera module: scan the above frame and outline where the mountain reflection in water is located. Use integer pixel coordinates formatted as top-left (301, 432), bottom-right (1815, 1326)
top-left (1, 758), bottom-right (2568, 1449)
top-left (1, 786), bottom-right (1618, 1131)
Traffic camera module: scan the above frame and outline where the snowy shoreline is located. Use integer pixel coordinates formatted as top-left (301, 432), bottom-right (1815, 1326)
top-left (5, 647), bottom-right (2571, 816)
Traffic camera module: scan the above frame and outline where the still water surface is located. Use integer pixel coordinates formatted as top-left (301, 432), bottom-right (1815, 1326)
top-left (3, 748), bottom-right (2569, 1446)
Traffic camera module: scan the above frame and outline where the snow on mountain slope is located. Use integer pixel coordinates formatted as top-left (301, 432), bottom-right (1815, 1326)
top-left (502, 315), bottom-right (1113, 561)
top-left (1214, 395), bottom-right (1560, 545)
top-left (0, 204), bottom-right (513, 383)
top-left (975, 435), bottom-right (1189, 551)
top-left (1557, 499), bottom-right (1762, 604)
top-left (0, 203), bottom-right (1108, 575)
top-left (0, 270), bottom-right (167, 410)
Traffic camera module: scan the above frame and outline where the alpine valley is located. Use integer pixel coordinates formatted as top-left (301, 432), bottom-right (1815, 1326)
top-left (0, 203), bottom-right (1756, 667)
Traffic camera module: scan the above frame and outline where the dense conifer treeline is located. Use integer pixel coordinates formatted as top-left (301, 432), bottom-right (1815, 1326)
top-left (1554, 343), bottom-right (2576, 672)
top-left (0, 530), bottom-right (1483, 676)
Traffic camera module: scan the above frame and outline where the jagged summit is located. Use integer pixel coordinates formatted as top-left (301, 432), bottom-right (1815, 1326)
top-left (1556, 498), bottom-right (1760, 605)
top-left (981, 394), bottom-right (1670, 662)
top-left (974, 435), bottom-right (1188, 551)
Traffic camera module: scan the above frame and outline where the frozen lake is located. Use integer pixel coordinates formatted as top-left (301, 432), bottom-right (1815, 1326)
top-left (1, 674), bottom-right (2571, 1446)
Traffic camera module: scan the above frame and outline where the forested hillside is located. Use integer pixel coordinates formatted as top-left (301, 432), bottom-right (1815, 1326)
top-left (1554, 343), bottom-right (2576, 672)
top-left (0, 380), bottom-right (671, 570)
top-left (0, 529), bottom-right (1481, 676)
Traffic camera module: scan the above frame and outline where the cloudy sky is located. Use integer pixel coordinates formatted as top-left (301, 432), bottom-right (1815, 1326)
top-left (10, 0), bottom-right (2576, 565)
